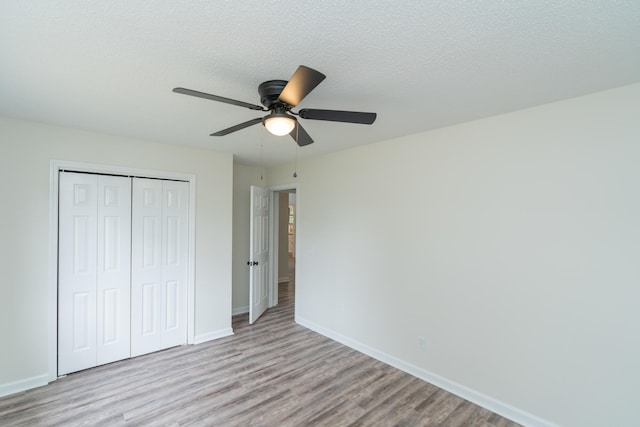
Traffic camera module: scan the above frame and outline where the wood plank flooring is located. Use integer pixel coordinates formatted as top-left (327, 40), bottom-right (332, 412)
top-left (0, 272), bottom-right (520, 426)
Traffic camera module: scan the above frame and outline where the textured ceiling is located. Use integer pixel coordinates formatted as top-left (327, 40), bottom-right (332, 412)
top-left (1, 1), bottom-right (639, 167)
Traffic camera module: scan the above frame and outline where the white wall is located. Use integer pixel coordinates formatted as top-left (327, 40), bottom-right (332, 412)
top-left (231, 163), bottom-right (265, 314)
top-left (0, 117), bottom-right (233, 394)
top-left (267, 83), bottom-right (640, 427)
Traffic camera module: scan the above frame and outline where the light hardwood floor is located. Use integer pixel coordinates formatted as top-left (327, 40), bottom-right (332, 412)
top-left (0, 267), bottom-right (520, 426)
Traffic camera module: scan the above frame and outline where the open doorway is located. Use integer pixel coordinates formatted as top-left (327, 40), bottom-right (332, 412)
top-left (276, 190), bottom-right (296, 307)
top-left (246, 184), bottom-right (298, 324)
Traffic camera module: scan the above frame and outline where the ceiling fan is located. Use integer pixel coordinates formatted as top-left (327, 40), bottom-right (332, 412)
top-left (173, 65), bottom-right (377, 146)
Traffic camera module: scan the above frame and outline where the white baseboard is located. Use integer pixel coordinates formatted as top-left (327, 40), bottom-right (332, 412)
top-left (193, 327), bottom-right (234, 344)
top-left (295, 315), bottom-right (557, 427)
top-left (232, 306), bottom-right (249, 315)
top-left (278, 277), bottom-right (289, 283)
top-left (0, 374), bottom-right (49, 398)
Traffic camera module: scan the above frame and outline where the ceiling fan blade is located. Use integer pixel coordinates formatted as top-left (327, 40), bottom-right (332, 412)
top-left (278, 66), bottom-right (326, 107)
top-left (210, 117), bottom-right (263, 136)
top-left (289, 122), bottom-right (314, 146)
top-left (173, 87), bottom-right (265, 111)
top-left (298, 108), bottom-right (377, 124)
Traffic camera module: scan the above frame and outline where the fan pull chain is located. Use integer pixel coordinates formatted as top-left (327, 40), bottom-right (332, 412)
top-left (293, 124), bottom-right (299, 178)
top-left (293, 146), bottom-right (298, 178)
top-left (260, 132), bottom-right (264, 181)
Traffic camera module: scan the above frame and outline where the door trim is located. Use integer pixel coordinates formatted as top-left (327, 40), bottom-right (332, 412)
top-left (48, 160), bottom-right (197, 382)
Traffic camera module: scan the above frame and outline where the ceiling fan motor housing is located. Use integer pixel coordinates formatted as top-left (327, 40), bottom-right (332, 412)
top-left (258, 80), bottom-right (289, 109)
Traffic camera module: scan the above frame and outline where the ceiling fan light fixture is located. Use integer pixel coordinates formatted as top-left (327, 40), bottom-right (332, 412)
top-left (263, 112), bottom-right (296, 136)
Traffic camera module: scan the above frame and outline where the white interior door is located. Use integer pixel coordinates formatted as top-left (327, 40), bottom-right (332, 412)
top-left (58, 172), bottom-right (131, 375)
top-left (59, 172), bottom-right (98, 375)
top-left (249, 186), bottom-right (270, 324)
top-left (159, 180), bottom-right (189, 349)
top-left (96, 175), bottom-right (132, 366)
top-left (131, 178), bottom-right (163, 356)
top-left (131, 178), bottom-right (188, 356)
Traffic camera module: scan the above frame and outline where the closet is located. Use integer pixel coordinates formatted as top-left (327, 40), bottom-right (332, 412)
top-left (58, 172), bottom-right (189, 375)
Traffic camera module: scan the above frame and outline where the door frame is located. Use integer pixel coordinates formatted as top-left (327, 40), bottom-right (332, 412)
top-left (267, 183), bottom-right (299, 309)
top-left (48, 160), bottom-right (197, 382)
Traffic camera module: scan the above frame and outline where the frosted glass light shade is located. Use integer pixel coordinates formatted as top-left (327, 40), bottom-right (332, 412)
top-left (264, 114), bottom-right (296, 136)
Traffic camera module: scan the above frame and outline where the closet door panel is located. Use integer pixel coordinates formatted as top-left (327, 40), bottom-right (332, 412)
top-left (60, 173), bottom-right (189, 371)
top-left (131, 178), bottom-right (163, 357)
top-left (58, 172), bottom-right (98, 375)
top-left (132, 178), bottom-right (189, 355)
top-left (161, 181), bottom-right (189, 348)
top-left (96, 175), bottom-right (131, 365)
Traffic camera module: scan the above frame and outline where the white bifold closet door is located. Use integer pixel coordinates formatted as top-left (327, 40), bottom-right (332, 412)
top-left (58, 172), bottom-right (132, 375)
top-left (131, 178), bottom-right (189, 357)
top-left (59, 173), bottom-right (189, 375)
